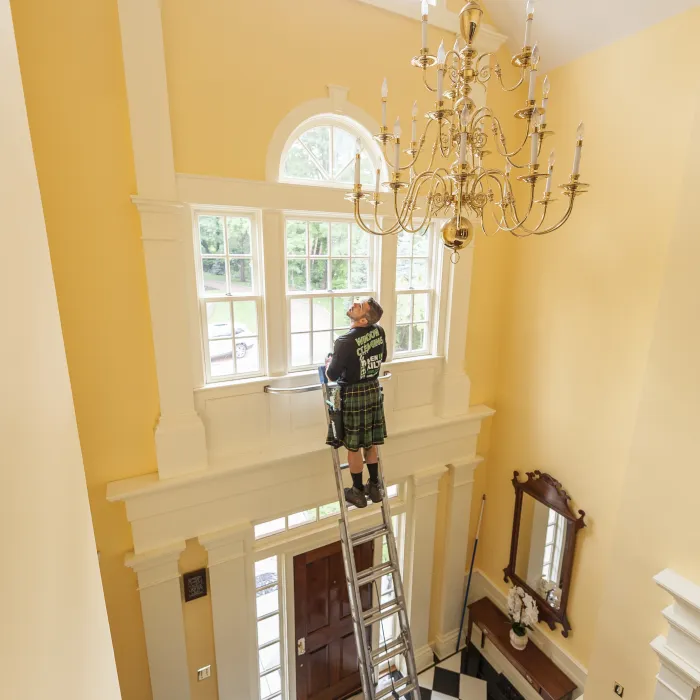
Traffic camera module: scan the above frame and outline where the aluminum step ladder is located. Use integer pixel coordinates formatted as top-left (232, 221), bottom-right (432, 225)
top-left (318, 367), bottom-right (420, 700)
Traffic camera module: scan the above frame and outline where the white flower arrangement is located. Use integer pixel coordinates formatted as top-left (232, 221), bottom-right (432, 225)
top-left (507, 586), bottom-right (539, 637)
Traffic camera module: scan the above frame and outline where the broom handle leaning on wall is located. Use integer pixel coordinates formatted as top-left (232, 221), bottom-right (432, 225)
top-left (456, 495), bottom-right (486, 654)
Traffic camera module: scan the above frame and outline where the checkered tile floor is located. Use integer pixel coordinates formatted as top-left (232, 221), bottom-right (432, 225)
top-left (350, 648), bottom-right (486, 699)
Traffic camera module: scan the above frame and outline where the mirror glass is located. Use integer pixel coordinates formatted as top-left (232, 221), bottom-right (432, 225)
top-left (514, 493), bottom-right (569, 611)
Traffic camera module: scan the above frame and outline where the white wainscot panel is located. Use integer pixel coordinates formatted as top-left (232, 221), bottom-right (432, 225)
top-left (395, 366), bottom-right (435, 411)
top-left (290, 390), bottom-right (326, 430)
top-left (203, 392), bottom-right (269, 460)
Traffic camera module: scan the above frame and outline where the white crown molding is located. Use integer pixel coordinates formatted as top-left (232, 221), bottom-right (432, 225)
top-left (354, 0), bottom-right (507, 54)
top-left (412, 464), bottom-right (449, 498)
top-left (125, 540), bottom-right (186, 589)
top-left (199, 522), bottom-right (252, 566)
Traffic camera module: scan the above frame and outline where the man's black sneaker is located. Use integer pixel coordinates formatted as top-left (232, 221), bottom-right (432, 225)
top-left (345, 486), bottom-right (368, 509)
top-left (365, 479), bottom-right (384, 504)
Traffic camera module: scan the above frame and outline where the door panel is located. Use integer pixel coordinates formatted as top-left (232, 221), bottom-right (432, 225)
top-left (295, 539), bottom-right (374, 700)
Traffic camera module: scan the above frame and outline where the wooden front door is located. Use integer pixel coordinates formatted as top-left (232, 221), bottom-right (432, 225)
top-left (294, 540), bottom-right (374, 700)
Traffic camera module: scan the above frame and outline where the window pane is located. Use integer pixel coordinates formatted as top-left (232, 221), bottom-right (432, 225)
top-left (283, 140), bottom-right (323, 180)
top-left (226, 217), bottom-right (252, 255)
top-left (413, 230), bottom-right (430, 256)
top-left (260, 669), bottom-right (282, 700)
top-left (331, 222), bottom-right (350, 256)
top-left (351, 224), bottom-right (369, 257)
top-left (287, 259), bottom-right (307, 292)
top-left (360, 151), bottom-right (375, 187)
top-left (310, 259), bottom-right (328, 291)
top-left (333, 127), bottom-right (357, 177)
top-left (396, 259), bottom-right (411, 290)
top-left (209, 339), bottom-right (233, 376)
top-left (396, 294), bottom-right (411, 324)
top-left (397, 231), bottom-right (412, 257)
top-left (351, 259), bottom-right (369, 289)
top-left (313, 297), bottom-right (332, 331)
top-left (288, 509), bottom-right (317, 528)
top-left (412, 259), bottom-right (428, 288)
top-left (312, 331), bottom-right (332, 364)
top-left (286, 220), bottom-right (307, 256)
top-left (202, 258), bottom-right (226, 295)
top-left (331, 259), bottom-right (349, 290)
top-left (207, 302), bottom-right (232, 338)
top-left (387, 484), bottom-right (399, 498)
top-left (233, 300), bottom-right (258, 336)
top-left (257, 614), bottom-right (280, 647)
top-left (254, 519), bottom-right (286, 540)
top-left (255, 557), bottom-right (278, 588)
top-left (259, 642), bottom-right (281, 674)
top-left (290, 298), bottom-right (310, 332)
top-left (229, 259), bottom-right (253, 294)
top-left (413, 293), bottom-right (428, 323)
top-left (291, 333), bottom-right (311, 367)
top-left (336, 161), bottom-right (354, 184)
top-left (199, 215), bottom-right (224, 254)
top-left (300, 126), bottom-right (331, 173)
top-left (333, 296), bottom-right (351, 328)
top-left (411, 323), bottom-right (427, 352)
top-left (319, 501), bottom-right (341, 519)
top-left (236, 338), bottom-right (259, 374)
top-left (395, 325), bottom-right (410, 353)
top-left (309, 221), bottom-right (329, 256)
top-left (256, 585), bottom-right (279, 618)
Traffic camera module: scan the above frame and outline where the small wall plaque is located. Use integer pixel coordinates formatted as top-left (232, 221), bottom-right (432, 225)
top-left (183, 568), bottom-right (208, 603)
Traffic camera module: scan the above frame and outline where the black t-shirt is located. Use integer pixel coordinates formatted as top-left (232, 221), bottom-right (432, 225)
top-left (326, 325), bottom-right (387, 386)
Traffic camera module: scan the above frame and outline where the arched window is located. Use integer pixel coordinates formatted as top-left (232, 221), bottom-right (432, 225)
top-left (279, 115), bottom-right (380, 189)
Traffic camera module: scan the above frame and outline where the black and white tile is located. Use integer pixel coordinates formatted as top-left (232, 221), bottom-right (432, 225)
top-left (349, 648), bottom-right (486, 699)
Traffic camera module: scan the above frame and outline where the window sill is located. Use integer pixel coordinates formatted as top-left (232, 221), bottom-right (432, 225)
top-left (194, 354), bottom-right (445, 400)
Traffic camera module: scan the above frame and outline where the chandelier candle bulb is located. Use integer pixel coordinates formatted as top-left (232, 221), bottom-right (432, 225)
top-left (381, 78), bottom-right (388, 129)
top-left (394, 117), bottom-right (402, 172)
top-left (524, 0), bottom-right (535, 47)
top-left (572, 121), bottom-right (585, 175)
top-left (437, 41), bottom-right (446, 98)
top-left (545, 150), bottom-right (555, 194)
top-left (421, 0), bottom-right (429, 51)
top-left (530, 130), bottom-right (540, 167)
top-left (375, 168), bottom-right (381, 194)
top-left (355, 138), bottom-right (362, 186)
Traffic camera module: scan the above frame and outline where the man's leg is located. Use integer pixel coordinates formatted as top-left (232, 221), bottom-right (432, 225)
top-left (345, 449), bottom-right (367, 508)
top-left (364, 445), bottom-right (383, 503)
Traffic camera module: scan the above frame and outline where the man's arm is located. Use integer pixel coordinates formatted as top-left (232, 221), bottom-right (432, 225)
top-left (381, 327), bottom-right (387, 363)
top-left (326, 337), bottom-right (346, 381)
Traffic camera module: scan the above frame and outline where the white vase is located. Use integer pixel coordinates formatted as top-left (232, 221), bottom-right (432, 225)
top-left (510, 628), bottom-right (529, 651)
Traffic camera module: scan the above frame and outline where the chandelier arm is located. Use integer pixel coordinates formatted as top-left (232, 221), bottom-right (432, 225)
top-left (493, 61), bottom-right (526, 92)
top-left (514, 198), bottom-right (576, 236)
top-left (397, 171), bottom-right (449, 232)
top-left (422, 70), bottom-right (438, 94)
top-left (475, 171), bottom-right (537, 232)
top-left (354, 201), bottom-right (402, 236)
top-left (491, 115), bottom-right (533, 160)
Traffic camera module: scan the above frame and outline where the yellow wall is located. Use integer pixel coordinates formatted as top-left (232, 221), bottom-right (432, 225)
top-left (471, 4), bottom-right (700, 681)
top-left (10, 1), bottom-right (159, 698)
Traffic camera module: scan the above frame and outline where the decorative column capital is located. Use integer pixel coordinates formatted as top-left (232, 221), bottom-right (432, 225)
top-left (412, 465), bottom-right (448, 499)
top-left (449, 456), bottom-right (483, 488)
top-left (125, 541), bottom-right (186, 589)
top-left (652, 569), bottom-right (700, 699)
top-left (199, 522), bottom-right (253, 567)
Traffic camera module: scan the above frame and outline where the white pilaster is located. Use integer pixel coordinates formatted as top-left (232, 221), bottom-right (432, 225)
top-left (405, 466), bottom-right (448, 671)
top-left (261, 210), bottom-right (287, 377)
top-left (437, 240), bottom-right (475, 417)
top-left (199, 524), bottom-right (256, 700)
top-left (434, 458), bottom-right (480, 658)
top-left (126, 542), bottom-right (191, 700)
top-left (118, 0), bottom-right (207, 479)
top-left (652, 569), bottom-right (700, 700)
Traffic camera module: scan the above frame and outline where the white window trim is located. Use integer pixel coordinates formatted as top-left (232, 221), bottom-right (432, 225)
top-left (191, 206), bottom-right (268, 384)
top-left (278, 113), bottom-right (387, 190)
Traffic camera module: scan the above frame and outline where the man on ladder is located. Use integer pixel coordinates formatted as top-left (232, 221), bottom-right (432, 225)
top-left (325, 297), bottom-right (387, 509)
top-left (321, 297), bottom-right (420, 699)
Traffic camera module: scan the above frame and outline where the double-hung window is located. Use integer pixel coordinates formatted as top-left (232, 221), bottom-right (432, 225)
top-left (394, 225), bottom-right (436, 357)
top-left (285, 217), bottom-right (376, 370)
top-left (196, 211), bottom-right (265, 382)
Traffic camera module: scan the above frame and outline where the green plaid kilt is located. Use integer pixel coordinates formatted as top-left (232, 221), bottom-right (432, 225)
top-left (330, 379), bottom-right (387, 452)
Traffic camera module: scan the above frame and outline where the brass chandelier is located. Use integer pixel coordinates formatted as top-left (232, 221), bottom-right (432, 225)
top-left (346, 0), bottom-right (589, 259)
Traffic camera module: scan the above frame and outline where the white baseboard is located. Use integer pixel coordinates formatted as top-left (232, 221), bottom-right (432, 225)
top-left (414, 643), bottom-right (435, 673)
top-left (433, 628), bottom-right (461, 661)
top-left (467, 569), bottom-right (588, 697)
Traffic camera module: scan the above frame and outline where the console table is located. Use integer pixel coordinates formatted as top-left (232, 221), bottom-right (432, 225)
top-left (466, 598), bottom-right (577, 700)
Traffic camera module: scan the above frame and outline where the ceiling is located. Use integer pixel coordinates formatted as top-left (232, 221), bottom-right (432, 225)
top-left (484, 0), bottom-right (699, 70)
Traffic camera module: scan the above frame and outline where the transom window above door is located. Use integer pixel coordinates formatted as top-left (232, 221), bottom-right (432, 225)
top-left (280, 117), bottom-right (379, 188)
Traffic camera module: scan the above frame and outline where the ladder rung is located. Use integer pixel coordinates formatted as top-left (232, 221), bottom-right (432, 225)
top-left (363, 600), bottom-right (402, 627)
top-left (357, 561), bottom-right (395, 587)
top-left (351, 524), bottom-right (388, 547)
top-left (376, 678), bottom-right (416, 700)
top-left (371, 639), bottom-right (407, 667)
top-left (339, 462), bottom-right (349, 471)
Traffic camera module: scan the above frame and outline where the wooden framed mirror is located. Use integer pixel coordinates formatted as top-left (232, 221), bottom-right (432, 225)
top-left (503, 471), bottom-right (586, 637)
